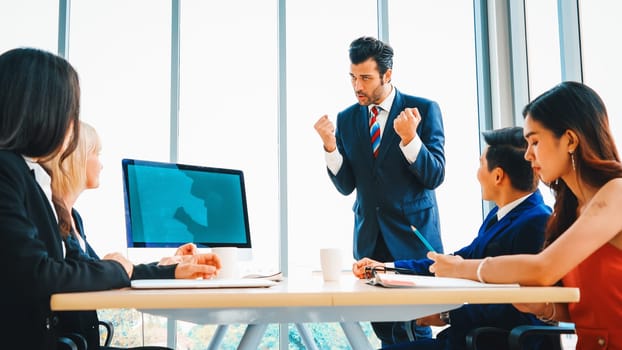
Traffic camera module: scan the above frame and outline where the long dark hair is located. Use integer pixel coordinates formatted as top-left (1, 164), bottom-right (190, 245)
top-left (0, 48), bottom-right (80, 162)
top-left (523, 81), bottom-right (622, 245)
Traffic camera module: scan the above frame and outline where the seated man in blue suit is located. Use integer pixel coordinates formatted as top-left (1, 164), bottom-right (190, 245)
top-left (353, 126), bottom-right (553, 350)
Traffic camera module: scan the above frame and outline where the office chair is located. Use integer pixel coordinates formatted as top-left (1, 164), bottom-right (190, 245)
top-left (57, 337), bottom-right (78, 350)
top-left (56, 320), bottom-right (113, 350)
top-left (508, 325), bottom-right (575, 350)
top-left (99, 320), bottom-right (114, 347)
top-left (57, 333), bottom-right (87, 350)
top-left (59, 323), bottom-right (174, 350)
top-left (57, 339), bottom-right (79, 350)
top-left (465, 327), bottom-right (510, 350)
top-left (465, 324), bottom-right (575, 350)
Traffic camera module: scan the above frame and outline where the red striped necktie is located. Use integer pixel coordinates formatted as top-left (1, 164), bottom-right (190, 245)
top-left (369, 105), bottom-right (381, 158)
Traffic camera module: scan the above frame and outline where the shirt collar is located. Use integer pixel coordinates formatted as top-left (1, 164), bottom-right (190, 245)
top-left (496, 192), bottom-right (532, 221)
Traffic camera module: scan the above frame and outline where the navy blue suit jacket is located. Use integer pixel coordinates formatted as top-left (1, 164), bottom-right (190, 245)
top-left (395, 190), bottom-right (552, 348)
top-left (329, 88), bottom-right (445, 261)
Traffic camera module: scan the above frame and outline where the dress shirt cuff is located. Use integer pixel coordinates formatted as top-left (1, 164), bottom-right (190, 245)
top-left (325, 148), bottom-right (343, 175)
top-left (384, 262), bottom-right (395, 268)
top-left (399, 136), bottom-right (422, 164)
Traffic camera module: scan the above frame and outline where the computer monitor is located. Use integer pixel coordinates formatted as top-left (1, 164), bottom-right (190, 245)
top-left (121, 158), bottom-right (252, 260)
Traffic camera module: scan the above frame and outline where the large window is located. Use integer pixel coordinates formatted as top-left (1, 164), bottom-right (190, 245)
top-left (67, 0), bottom-right (171, 259)
top-left (580, 0), bottom-right (622, 148)
top-left (524, 0), bottom-right (561, 207)
top-left (178, 0), bottom-right (280, 273)
top-left (525, 0), bottom-right (561, 98)
top-left (389, 1), bottom-right (479, 252)
top-left (286, 0), bottom-right (376, 271)
top-left (0, 0), bottom-right (58, 53)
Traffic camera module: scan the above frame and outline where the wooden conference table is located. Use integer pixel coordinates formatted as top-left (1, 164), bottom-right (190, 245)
top-left (51, 273), bottom-right (580, 349)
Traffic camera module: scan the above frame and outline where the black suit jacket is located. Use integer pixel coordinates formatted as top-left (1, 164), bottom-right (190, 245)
top-left (0, 151), bottom-right (130, 349)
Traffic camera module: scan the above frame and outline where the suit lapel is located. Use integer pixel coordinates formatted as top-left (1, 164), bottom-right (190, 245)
top-left (375, 90), bottom-right (402, 163)
top-left (473, 192), bottom-right (539, 256)
top-left (477, 215), bottom-right (512, 256)
top-left (472, 208), bottom-right (500, 257)
top-left (355, 105), bottom-right (376, 163)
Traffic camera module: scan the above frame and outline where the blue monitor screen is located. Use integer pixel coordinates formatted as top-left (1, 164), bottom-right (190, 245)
top-left (122, 159), bottom-right (251, 248)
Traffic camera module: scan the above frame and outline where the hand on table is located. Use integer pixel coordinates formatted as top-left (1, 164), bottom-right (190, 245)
top-left (158, 255), bottom-right (183, 266)
top-left (174, 253), bottom-right (221, 279)
top-left (351, 257), bottom-right (384, 279)
top-left (175, 242), bottom-right (198, 256)
top-left (157, 243), bottom-right (200, 266)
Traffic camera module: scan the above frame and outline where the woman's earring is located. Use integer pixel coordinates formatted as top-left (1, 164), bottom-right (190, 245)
top-left (570, 152), bottom-right (576, 171)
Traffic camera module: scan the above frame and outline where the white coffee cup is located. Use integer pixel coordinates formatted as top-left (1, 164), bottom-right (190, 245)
top-left (319, 248), bottom-right (342, 282)
top-left (211, 247), bottom-right (239, 279)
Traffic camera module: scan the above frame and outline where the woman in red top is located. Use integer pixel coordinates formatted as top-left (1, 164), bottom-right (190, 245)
top-left (428, 81), bottom-right (622, 349)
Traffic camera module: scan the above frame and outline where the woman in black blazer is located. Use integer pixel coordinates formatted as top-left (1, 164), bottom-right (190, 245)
top-left (0, 48), bottom-right (219, 350)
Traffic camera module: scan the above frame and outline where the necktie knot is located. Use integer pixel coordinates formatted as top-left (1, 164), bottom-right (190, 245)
top-left (370, 106), bottom-right (380, 122)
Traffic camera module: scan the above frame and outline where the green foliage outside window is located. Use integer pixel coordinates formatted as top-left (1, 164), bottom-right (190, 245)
top-left (98, 309), bottom-right (381, 349)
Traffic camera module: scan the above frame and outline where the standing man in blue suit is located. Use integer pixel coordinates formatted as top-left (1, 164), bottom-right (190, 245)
top-left (314, 36), bottom-right (446, 345)
top-left (353, 127), bottom-right (554, 350)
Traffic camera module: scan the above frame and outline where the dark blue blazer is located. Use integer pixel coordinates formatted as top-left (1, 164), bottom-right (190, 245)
top-left (395, 190), bottom-right (552, 348)
top-left (329, 89), bottom-right (446, 260)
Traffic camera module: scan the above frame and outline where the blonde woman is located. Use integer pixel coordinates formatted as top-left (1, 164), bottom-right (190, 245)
top-left (43, 121), bottom-right (217, 349)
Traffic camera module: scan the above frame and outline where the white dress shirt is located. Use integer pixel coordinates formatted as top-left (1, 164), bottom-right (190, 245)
top-left (325, 86), bottom-right (422, 175)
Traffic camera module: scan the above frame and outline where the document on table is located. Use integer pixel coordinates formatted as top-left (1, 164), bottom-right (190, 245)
top-left (367, 273), bottom-right (519, 288)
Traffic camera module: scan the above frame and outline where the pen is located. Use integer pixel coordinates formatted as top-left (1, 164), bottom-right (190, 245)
top-left (410, 225), bottom-right (436, 253)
